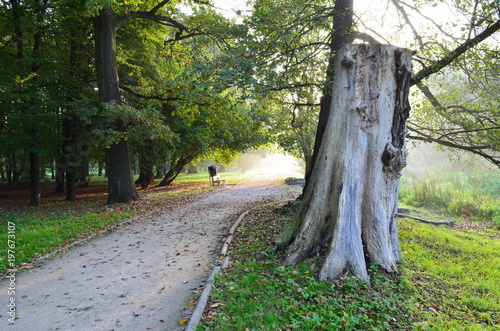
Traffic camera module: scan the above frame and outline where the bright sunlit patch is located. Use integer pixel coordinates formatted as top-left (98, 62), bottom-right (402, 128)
top-left (236, 150), bottom-right (304, 178)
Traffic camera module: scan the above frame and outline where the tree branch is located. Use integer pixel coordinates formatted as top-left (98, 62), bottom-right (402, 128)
top-left (398, 214), bottom-right (454, 227)
top-left (411, 18), bottom-right (500, 86)
top-left (390, 0), bottom-right (423, 47)
top-left (407, 125), bottom-right (500, 168)
top-left (115, 0), bottom-right (185, 31)
top-left (120, 85), bottom-right (182, 102)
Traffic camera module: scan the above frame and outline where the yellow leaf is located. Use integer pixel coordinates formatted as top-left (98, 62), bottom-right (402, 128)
top-left (179, 318), bottom-right (189, 325)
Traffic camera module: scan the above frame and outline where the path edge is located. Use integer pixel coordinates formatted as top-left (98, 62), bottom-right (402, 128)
top-left (185, 199), bottom-right (293, 331)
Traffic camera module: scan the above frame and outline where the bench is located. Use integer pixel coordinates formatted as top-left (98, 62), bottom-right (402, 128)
top-left (210, 175), bottom-right (226, 187)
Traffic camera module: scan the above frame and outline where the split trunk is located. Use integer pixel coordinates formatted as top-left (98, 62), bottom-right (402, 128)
top-left (281, 44), bottom-right (412, 282)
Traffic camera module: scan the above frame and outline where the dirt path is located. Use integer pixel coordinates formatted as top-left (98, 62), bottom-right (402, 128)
top-left (1, 174), bottom-right (296, 331)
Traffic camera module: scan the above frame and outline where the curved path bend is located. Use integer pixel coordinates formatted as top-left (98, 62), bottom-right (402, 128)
top-left (1, 174), bottom-right (295, 331)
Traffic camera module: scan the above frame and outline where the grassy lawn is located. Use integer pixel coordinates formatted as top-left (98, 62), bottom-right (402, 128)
top-left (0, 171), bottom-right (253, 274)
top-left (399, 219), bottom-right (500, 330)
top-left (198, 204), bottom-right (500, 330)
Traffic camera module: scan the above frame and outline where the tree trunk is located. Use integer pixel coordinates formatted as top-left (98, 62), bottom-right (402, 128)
top-left (94, 6), bottom-right (139, 204)
top-left (60, 114), bottom-right (77, 200)
top-left (107, 140), bottom-right (139, 203)
top-left (281, 44), bottom-right (412, 282)
top-left (186, 163), bottom-right (198, 174)
top-left (79, 160), bottom-right (90, 187)
top-left (65, 166), bottom-right (76, 201)
top-left (136, 166), bottom-right (154, 189)
top-left (54, 162), bottom-right (65, 193)
top-left (304, 0), bottom-right (354, 190)
top-left (159, 159), bottom-right (188, 186)
top-left (30, 150), bottom-right (40, 206)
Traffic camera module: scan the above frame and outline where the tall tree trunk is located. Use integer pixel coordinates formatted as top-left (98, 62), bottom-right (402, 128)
top-left (280, 44), bottom-right (412, 282)
top-left (60, 114), bottom-right (76, 200)
top-left (94, 6), bottom-right (139, 204)
top-left (79, 159), bottom-right (90, 187)
top-left (54, 162), bottom-right (65, 193)
top-left (136, 167), bottom-right (154, 189)
top-left (30, 150), bottom-right (40, 206)
top-left (66, 167), bottom-right (76, 201)
top-left (304, 0), bottom-right (354, 189)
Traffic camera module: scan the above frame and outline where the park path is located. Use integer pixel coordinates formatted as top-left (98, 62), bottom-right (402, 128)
top-left (0, 174), bottom-right (295, 331)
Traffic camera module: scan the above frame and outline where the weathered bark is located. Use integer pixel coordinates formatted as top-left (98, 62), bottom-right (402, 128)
top-left (304, 0), bottom-right (354, 191)
top-left (281, 44), bottom-right (412, 282)
top-left (94, 6), bottom-right (139, 204)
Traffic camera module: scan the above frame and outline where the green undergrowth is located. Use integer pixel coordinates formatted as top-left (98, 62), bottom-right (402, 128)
top-left (199, 204), bottom-right (500, 330)
top-left (399, 169), bottom-right (500, 227)
top-left (200, 205), bottom-right (413, 330)
top-left (0, 172), bottom-right (251, 274)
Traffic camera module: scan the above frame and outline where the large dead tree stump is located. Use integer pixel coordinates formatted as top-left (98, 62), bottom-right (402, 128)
top-left (280, 44), bottom-right (412, 281)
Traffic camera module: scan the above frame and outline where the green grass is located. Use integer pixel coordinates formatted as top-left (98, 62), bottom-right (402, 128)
top-left (199, 205), bottom-right (414, 330)
top-left (399, 170), bottom-right (500, 227)
top-left (175, 171), bottom-right (252, 185)
top-left (0, 171), bottom-right (252, 274)
top-left (198, 204), bottom-right (500, 330)
top-left (399, 219), bottom-right (500, 330)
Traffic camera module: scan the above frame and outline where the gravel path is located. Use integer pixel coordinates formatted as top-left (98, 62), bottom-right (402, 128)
top-left (1, 174), bottom-right (296, 331)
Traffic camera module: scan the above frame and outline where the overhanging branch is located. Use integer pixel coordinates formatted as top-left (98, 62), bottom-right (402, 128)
top-left (115, 0), bottom-right (186, 32)
top-left (411, 19), bottom-right (500, 86)
top-left (407, 125), bottom-right (500, 168)
top-left (120, 85), bottom-right (182, 102)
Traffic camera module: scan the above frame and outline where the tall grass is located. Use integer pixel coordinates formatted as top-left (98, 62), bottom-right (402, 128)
top-left (399, 169), bottom-right (500, 226)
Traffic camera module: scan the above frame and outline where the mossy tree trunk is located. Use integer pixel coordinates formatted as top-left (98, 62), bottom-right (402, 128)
top-left (280, 44), bottom-right (412, 282)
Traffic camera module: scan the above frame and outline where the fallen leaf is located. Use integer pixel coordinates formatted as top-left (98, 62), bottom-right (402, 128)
top-left (210, 303), bottom-right (224, 308)
top-left (188, 299), bottom-right (197, 307)
top-left (179, 318), bottom-right (189, 325)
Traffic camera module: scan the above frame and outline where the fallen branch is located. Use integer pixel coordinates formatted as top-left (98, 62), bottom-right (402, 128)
top-left (397, 213), bottom-right (454, 227)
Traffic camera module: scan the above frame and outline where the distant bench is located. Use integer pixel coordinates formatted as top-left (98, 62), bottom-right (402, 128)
top-left (210, 175), bottom-right (226, 187)
top-left (208, 166), bottom-right (225, 187)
